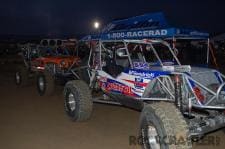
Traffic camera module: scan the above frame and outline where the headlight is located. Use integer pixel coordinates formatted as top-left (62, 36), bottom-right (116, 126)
top-left (60, 60), bottom-right (66, 65)
top-left (60, 60), bottom-right (66, 67)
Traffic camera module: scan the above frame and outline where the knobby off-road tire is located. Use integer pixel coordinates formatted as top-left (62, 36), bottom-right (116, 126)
top-left (36, 70), bottom-right (55, 96)
top-left (140, 102), bottom-right (191, 149)
top-left (15, 66), bottom-right (29, 86)
top-left (64, 80), bottom-right (93, 122)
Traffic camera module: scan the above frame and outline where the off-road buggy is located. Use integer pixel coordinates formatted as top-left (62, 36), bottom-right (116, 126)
top-left (15, 39), bottom-right (80, 96)
top-left (64, 38), bottom-right (225, 148)
top-left (64, 13), bottom-right (225, 148)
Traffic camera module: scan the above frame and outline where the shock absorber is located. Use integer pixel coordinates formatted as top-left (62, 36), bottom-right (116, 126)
top-left (174, 74), bottom-right (184, 113)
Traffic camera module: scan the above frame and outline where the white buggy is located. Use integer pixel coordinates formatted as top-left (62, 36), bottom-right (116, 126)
top-left (63, 13), bottom-right (225, 149)
top-left (64, 38), bottom-right (225, 149)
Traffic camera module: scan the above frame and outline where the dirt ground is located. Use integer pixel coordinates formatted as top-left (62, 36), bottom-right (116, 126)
top-left (0, 64), bottom-right (225, 149)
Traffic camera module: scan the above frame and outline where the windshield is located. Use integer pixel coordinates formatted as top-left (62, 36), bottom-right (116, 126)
top-left (95, 40), bottom-right (180, 71)
top-left (38, 47), bottom-right (71, 57)
top-left (175, 41), bottom-right (207, 66)
top-left (127, 42), bottom-right (179, 66)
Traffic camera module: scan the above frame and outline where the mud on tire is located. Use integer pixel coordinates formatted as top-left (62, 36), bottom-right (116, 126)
top-left (64, 80), bottom-right (93, 122)
top-left (36, 70), bottom-right (55, 96)
top-left (140, 102), bottom-right (191, 149)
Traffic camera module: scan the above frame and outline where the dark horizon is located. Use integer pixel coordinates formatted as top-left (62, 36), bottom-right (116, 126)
top-left (0, 0), bottom-right (225, 38)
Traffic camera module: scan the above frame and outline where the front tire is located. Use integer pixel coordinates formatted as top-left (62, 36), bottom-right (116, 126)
top-left (140, 102), bottom-right (191, 149)
top-left (64, 80), bottom-right (93, 122)
top-left (36, 71), bottom-right (55, 96)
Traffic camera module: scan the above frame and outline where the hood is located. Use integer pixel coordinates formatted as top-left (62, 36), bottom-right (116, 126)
top-left (128, 65), bottom-right (221, 87)
top-left (32, 56), bottom-right (80, 68)
top-left (34, 56), bottom-right (80, 63)
top-left (188, 66), bottom-right (220, 87)
top-left (189, 66), bottom-right (215, 73)
top-left (36, 56), bottom-right (75, 60)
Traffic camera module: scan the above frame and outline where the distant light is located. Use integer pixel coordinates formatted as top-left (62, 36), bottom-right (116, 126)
top-left (93, 21), bottom-right (100, 29)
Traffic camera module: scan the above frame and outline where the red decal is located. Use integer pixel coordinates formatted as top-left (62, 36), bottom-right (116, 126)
top-left (193, 87), bottom-right (205, 102)
top-left (123, 79), bottom-right (147, 87)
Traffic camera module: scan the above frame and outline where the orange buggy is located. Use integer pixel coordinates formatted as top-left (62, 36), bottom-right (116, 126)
top-left (15, 39), bottom-right (81, 96)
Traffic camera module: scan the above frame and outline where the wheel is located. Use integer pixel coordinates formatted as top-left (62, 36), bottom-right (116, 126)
top-left (14, 66), bottom-right (29, 86)
top-left (36, 70), bottom-right (55, 96)
top-left (64, 80), bottom-right (93, 122)
top-left (140, 102), bottom-right (191, 149)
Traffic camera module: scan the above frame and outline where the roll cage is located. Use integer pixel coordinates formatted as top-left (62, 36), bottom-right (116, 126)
top-left (87, 39), bottom-right (181, 70)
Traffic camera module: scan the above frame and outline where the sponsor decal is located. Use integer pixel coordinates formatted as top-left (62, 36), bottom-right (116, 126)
top-left (133, 62), bottom-right (149, 70)
top-left (128, 70), bottom-right (155, 79)
top-left (106, 82), bottom-right (131, 94)
top-left (123, 79), bottom-right (147, 89)
top-left (107, 29), bottom-right (168, 39)
top-left (135, 78), bottom-right (144, 89)
top-left (99, 79), bottom-right (132, 95)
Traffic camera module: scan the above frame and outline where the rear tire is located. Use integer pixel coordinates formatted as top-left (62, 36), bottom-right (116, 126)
top-left (14, 66), bottom-right (29, 86)
top-left (64, 80), bottom-right (93, 122)
top-left (140, 102), bottom-right (191, 149)
top-left (36, 71), bottom-right (55, 96)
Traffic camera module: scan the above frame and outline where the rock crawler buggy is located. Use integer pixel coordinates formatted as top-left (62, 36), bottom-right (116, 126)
top-left (64, 38), bottom-right (225, 149)
top-left (15, 39), bottom-right (80, 96)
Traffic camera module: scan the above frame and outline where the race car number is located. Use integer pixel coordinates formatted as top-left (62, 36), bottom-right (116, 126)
top-left (133, 62), bottom-right (149, 69)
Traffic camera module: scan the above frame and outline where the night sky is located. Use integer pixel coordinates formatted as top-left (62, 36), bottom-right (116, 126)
top-left (0, 0), bottom-right (225, 37)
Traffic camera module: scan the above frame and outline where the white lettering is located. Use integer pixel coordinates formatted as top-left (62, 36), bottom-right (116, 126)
top-left (109, 29), bottom-right (168, 39)
top-left (137, 31), bottom-right (143, 36)
top-left (143, 31), bottom-right (148, 36)
top-left (161, 30), bottom-right (167, 35)
top-left (128, 70), bottom-right (155, 79)
top-left (155, 30), bottom-right (160, 35)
